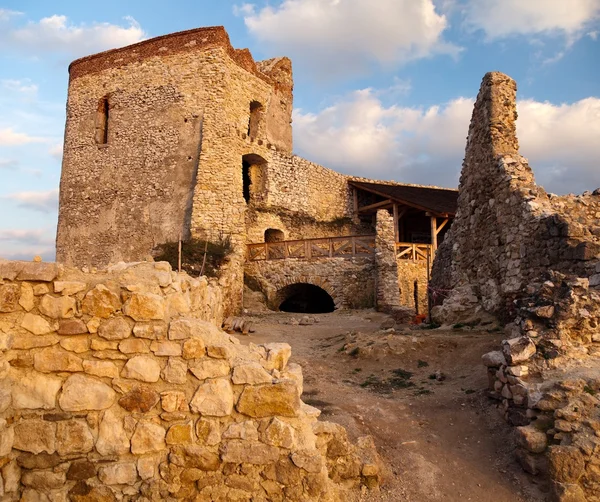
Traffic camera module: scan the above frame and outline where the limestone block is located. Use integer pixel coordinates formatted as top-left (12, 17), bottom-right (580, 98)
top-left (183, 445), bottom-right (221, 471)
top-left (166, 422), bottom-right (194, 445)
top-left (502, 337), bottom-right (536, 365)
top-left (1, 461), bottom-right (20, 493)
top-left (83, 360), bottom-right (119, 378)
top-left (150, 340), bottom-right (182, 356)
top-left (261, 417), bottom-right (296, 449)
top-left (118, 338), bottom-right (150, 354)
top-left (161, 391), bottom-right (188, 413)
top-left (0, 284), bottom-right (20, 312)
top-left (21, 471), bottom-right (65, 490)
top-left (195, 418), bottom-right (221, 446)
top-left (182, 337), bottom-right (206, 359)
top-left (134, 322), bottom-right (167, 339)
top-left (190, 378), bottom-right (234, 416)
top-left (82, 284), bottom-right (121, 318)
top-left (16, 261), bottom-right (57, 282)
top-left (236, 381), bottom-right (301, 418)
top-left (189, 359), bottom-right (230, 380)
top-left (11, 371), bottom-right (62, 409)
top-left (137, 456), bottom-right (158, 480)
top-left (67, 460), bottom-right (96, 481)
top-left (60, 336), bottom-right (90, 353)
top-left (548, 445), bottom-right (585, 483)
top-left (19, 282), bottom-right (34, 311)
top-left (222, 421), bottom-right (259, 441)
top-left (291, 449), bottom-right (323, 473)
top-left (123, 292), bottom-right (165, 321)
top-left (96, 409), bottom-right (130, 455)
top-left (56, 419), bottom-right (94, 455)
top-left (54, 281), bottom-right (87, 296)
top-left (21, 313), bottom-right (58, 335)
top-left (232, 362), bottom-right (273, 385)
top-left (168, 319), bottom-right (195, 340)
top-left (91, 339), bottom-right (119, 350)
top-left (121, 355), bottom-right (161, 382)
top-left (13, 419), bottom-right (56, 454)
top-left (131, 421), bottom-right (166, 454)
top-left (98, 462), bottom-right (138, 485)
top-left (33, 284), bottom-right (50, 295)
top-left (515, 425), bottom-right (547, 453)
top-left (39, 294), bottom-right (77, 319)
top-left (163, 358), bottom-right (188, 384)
top-left (98, 317), bottom-right (132, 340)
top-left (0, 420), bottom-right (14, 456)
top-left (170, 318), bottom-right (229, 346)
top-left (58, 318), bottom-right (88, 335)
top-left (206, 344), bottom-right (232, 359)
top-left (11, 334), bottom-right (58, 350)
top-left (167, 292), bottom-right (191, 316)
top-left (68, 484), bottom-right (116, 501)
top-left (118, 387), bottom-right (160, 413)
top-left (34, 347), bottom-right (83, 372)
top-left (481, 351), bottom-right (507, 367)
top-left (219, 440), bottom-right (280, 464)
top-left (262, 343), bottom-right (291, 371)
top-left (282, 363), bottom-right (303, 396)
top-left (59, 374), bottom-right (117, 411)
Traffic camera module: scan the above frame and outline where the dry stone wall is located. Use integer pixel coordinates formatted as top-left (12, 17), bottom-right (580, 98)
top-left (0, 259), bottom-right (380, 501)
top-left (375, 210), bottom-right (400, 313)
top-left (397, 261), bottom-right (428, 316)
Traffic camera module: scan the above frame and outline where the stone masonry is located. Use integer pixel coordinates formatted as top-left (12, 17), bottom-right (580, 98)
top-left (0, 259), bottom-right (381, 500)
top-left (375, 210), bottom-right (401, 313)
top-left (431, 72), bottom-right (600, 500)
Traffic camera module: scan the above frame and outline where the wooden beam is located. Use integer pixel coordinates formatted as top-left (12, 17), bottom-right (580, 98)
top-left (393, 203), bottom-right (399, 243)
top-left (435, 218), bottom-right (449, 236)
top-left (430, 216), bottom-right (438, 252)
top-left (358, 199), bottom-right (393, 213)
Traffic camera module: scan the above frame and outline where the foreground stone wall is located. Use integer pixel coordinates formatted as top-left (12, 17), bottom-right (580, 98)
top-left (431, 72), bottom-right (600, 500)
top-left (0, 260), bottom-right (380, 500)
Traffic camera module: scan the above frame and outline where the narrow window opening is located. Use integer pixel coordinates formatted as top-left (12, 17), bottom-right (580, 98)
top-left (242, 159), bottom-right (251, 203)
top-left (95, 96), bottom-right (109, 145)
top-left (265, 228), bottom-right (284, 243)
top-left (248, 101), bottom-right (263, 140)
top-left (242, 153), bottom-right (267, 205)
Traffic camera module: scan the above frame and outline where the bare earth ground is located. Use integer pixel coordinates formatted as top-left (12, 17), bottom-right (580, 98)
top-left (238, 310), bottom-right (550, 502)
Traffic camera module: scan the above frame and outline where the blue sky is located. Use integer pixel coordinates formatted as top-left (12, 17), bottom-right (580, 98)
top-left (0, 0), bottom-right (599, 260)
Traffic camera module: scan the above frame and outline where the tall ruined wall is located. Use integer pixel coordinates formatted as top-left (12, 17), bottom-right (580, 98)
top-left (397, 261), bottom-right (428, 316)
top-left (0, 259), bottom-right (380, 500)
top-left (431, 72), bottom-right (600, 320)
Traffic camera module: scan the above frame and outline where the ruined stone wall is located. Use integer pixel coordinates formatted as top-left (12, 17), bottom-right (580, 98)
top-left (375, 210), bottom-right (400, 313)
top-left (397, 261), bottom-right (428, 316)
top-left (244, 257), bottom-right (376, 311)
top-left (0, 259), bottom-right (380, 500)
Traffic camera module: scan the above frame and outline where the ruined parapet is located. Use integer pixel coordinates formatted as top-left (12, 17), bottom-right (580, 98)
top-left (375, 210), bottom-right (401, 312)
top-left (0, 259), bottom-right (381, 500)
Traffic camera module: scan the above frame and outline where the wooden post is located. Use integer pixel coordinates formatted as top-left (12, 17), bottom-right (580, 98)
top-left (430, 216), bottom-right (438, 252)
top-left (393, 203), bottom-right (399, 243)
top-left (427, 246), bottom-right (432, 324)
top-left (178, 234), bottom-right (182, 273)
top-left (352, 188), bottom-right (358, 218)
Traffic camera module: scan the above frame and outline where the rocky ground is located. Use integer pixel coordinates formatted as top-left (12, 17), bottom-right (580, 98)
top-left (235, 310), bottom-right (549, 501)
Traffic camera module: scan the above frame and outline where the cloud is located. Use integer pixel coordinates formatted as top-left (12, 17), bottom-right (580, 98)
top-left (0, 9), bottom-right (21, 22)
top-left (0, 127), bottom-right (47, 146)
top-left (1, 79), bottom-right (38, 95)
top-left (292, 88), bottom-right (600, 194)
top-left (0, 15), bottom-right (145, 58)
top-left (0, 159), bottom-right (19, 170)
top-left (241, 0), bottom-right (460, 75)
top-left (49, 143), bottom-right (63, 161)
top-left (0, 228), bottom-right (54, 246)
top-left (463, 0), bottom-right (600, 41)
top-left (4, 189), bottom-right (59, 212)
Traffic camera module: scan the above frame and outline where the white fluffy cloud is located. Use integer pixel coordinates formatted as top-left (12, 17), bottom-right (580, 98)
top-left (0, 229), bottom-right (54, 246)
top-left (463, 0), bottom-right (600, 40)
top-left (49, 143), bottom-right (63, 161)
top-left (241, 0), bottom-right (459, 74)
top-left (0, 15), bottom-right (145, 57)
top-left (0, 127), bottom-right (47, 146)
top-left (292, 88), bottom-right (600, 194)
top-left (1, 79), bottom-right (38, 95)
top-left (4, 189), bottom-right (59, 213)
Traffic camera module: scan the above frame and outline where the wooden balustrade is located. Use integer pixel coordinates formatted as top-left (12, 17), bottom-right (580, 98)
top-left (247, 235), bottom-right (376, 262)
top-left (395, 242), bottom-right (432, 261)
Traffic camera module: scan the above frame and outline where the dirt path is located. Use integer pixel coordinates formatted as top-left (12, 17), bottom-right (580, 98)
top-left (238, 310), bottom-right (548, 502)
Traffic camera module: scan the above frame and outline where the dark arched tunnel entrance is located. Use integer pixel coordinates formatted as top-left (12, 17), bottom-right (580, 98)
top-left (277, 283), bottom-right (335, 314)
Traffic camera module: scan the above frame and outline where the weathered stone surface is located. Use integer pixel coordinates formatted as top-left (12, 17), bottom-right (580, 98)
top-left (98, 462), bottom-right (138, 485)
top-left (54, 281), bottom-right (87, 295)
top-left (123, 292), bottom-right (165, 321)
top-left (69, 482), bottom-right (117, 502)
top-left (67, 461), bottom-right (97, 481)
top-left (195, 418), bottom-right (221, 446)
top-left (150, 340), bottom-right (182, 356)
top-left (182, 337), bottom-right (206, 359)
top-left (515, 425), bottom-right (547, 454)
top-left (56, 419), bottom-right (94, 455)
top-left (189, 359), bottom-right (230, 380)
top-left (16, 452), bottom-right (62, 470)
top-left (291, 449), bottom-right (323, 473)
top-left (183, 445), bottom-right (221, 471)
top-left (502, 337), bottom-right (536, 365)
top-left (96, 409), bottom-right (130, 455)
top-left (220, 440), bottom-right (280, 464)
top-left (34, 347), bottom-right (83, 372)
top-left (11, 371), bottom-right (62, 409)
top-left (19, 282), bottom-right (34, 311)
top-left (82, 284), bottom-right (121, 318)
top-left (83, 360), bottom-right (119, 378)
top-left (11, 333), bottom-right (59, 350)
top-left (21, 313), bottom-right (57, 335)
top-left (137, 456), bottom-right (158, 480)
top-left (482, 350), bottom-right (507, 367)
top-left (163, 357), bottom-right (188, 384)
top-left (166, 422), bottom-right (194, 445)
top-left (21, 470), bottom-right (66, 490)
top-left (118, 338), bottom-right (150, 354)
top-left (0, 420), bottom-right (14, 456)
top-left (16, 261), bottom-right (57, 282)
top-left (58, 318), bottom-right (88, 335)
top-left (190, 378), bottom-right (233, 416)
top-left (262, 417), bottom-right (295, 449)
top-left (98, 317), bottom-right (131, 340)
top-left (59, 374), bottom-right (117, 411)
top-left (91, 338), bottom-right (119, 350)
top-left (2, 460), bottom-right (20, 493)
top-left (134, 322), bottom-right (167, 339)
top-left (13, 419), bottom-right (56, 454)
top-left (548, 446), bottom-right (585, 483)
top-left (161, 391), bottom-right (188, 413)
top-left (222, 421), bottom-right (259, 441)
top-left (263, 343), bottom-right (292, 371)
top-left (39, 294), bottom-right (77, 319)
top-left (60, 336), bottom-right (90, 353)
top-left (232, 362), bottom-right (273, 385)
top-left (131, 421), bottom-right (166, 454)
top-left (118, 387), bottom-right (160, 413)
top-left (121, 355), bottom-right (161, 382)
top-left (0, 284), bottom-right (20, 312)
top-left (237, 381), bottom-right (301, 418)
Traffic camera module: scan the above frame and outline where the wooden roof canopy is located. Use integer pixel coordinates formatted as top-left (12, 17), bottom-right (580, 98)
top-left (349, 181), bottom-right (458, 217)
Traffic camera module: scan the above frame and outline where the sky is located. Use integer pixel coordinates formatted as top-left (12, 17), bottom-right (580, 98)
top-left (0, 0), bottom-right (599, 260)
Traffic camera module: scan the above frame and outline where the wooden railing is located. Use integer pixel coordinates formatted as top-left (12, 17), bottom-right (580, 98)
top-left (247, 235), bottom-right (376, 262)
top-left (396, 242), bottom-right (432, 261)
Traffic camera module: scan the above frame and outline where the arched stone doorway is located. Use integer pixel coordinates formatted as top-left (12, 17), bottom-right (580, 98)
top-left (275, 283), bottom-right (335, 313)
top-left (242, 153), bottom-right (267, 205)
top-left (265, 228), bottom-right (285, 243)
